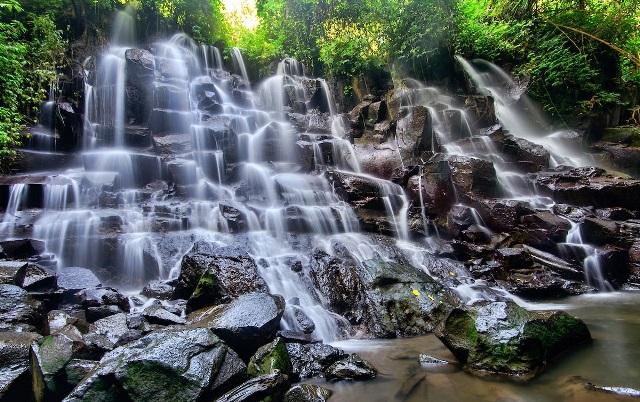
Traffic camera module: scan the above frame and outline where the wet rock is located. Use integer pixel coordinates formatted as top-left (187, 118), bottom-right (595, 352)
top-left (285, 342), bottom-right (346, 379)
top-left (187, 292), bottom-right (285, 359)
top-left (405, 160), bottom-right (456, 216)
top-left (47, 310), bottom-right (88, 335)
top-left (276, 330), bottom-right (318, 345)
top-left (56, 267), bottom-right (101, 294)
top-left (519, 211), bottom-right (571, 250)
top-left (290, 306), bottom-right (316, 334)
top-left (419, 354), bottom-right (454, 365)
top-left (22, 264), bottom-right (57, 294)
top-left (219, 200), bottom-right (255, 233)
top-left (0, 261), bottom-right (27, 286)
top-left (462, 96), bottom-right (499, 128)
top-left (444, 155), bottom-right (501, 200)
top-left (0, 284), bottom-right (46, 332)
top-left (142, 305), bottom-right (186, 326)
top-left (141, 280), bottom-right (174, 300)
top-left (348, 101), bottom-right (371, 129)
top-left (0, 239), bottom-right (45, 259)
top-left (366, 101), bottom-right (386, 128)
top-left (84, 313), bottom-right (142, 353)
top-left (65, 328), bottom-right (246, 402)
top-left (531, 167), bottom-right (640, 211)
top-left (215, 371), bottom-right (290, 402)
top-left (31, 329), bottom-right (91, 402)
top-left (497, 248), bottom-right (534, 270)
top-left (153, 132), bottom-right (193, 156)
top-left (247, 337), bottom-right (292, 378)
top-left (435, 301), bottom-right (591, 379)
top-left (501, 134), bottom-right (550, 171)
top-left (64, 359), bottom-right (97, 392)
top-left (323, 353), bottom-right (377, 381)
top-left (579, 218), bottom-right (620, 246)
top-left (0, 332), bottom-right (40, 401)
top-left (78, 287), bottom-right (130, 312)
top-left (283, 384), bottom-right (333, 402)
top-left (356, 259), bottom-right (460, 337)
top-left (174, 243), bottom-right (267, 307)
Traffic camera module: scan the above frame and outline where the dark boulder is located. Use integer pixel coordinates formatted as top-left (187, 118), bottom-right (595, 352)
top-left (0, 239), bottom-right (45, 259)
top-left (435, 301), bottom-right (591, 379)
top-left (0, 332), bottom-right (40, 401)
top-left (0, 284), bottom-right (46, 332)
top-left (57, 267), bottom-right (102, 294)
top-left (285, 342), bottom-right (346, 379)
top-left (173, 243), bottom-right (268, 307)
top-left (323, 353), bottom-right (377, 381)
top-left (214, 371), bottom-right (290, 402)
top-left (444, 155), bottom-right (501, 200)
top-left (142, 305), bottom-right (186, 326)
top-left (283, 384), bottom-right (333, 402)
top-left (530, 167), bottom-right (640, 211)
top-left (187, 292), bottom-right (285, 359)
top-left (247, 337), bottom-right (292, 378)
top-left (579, 217), bottom-right (620, 246)
top-left (0, 261), bottom-right (27, 286)
top-left (141, 280), bottom-right (174, 300)
top-left (64, 328), bottom-right (246, 402)
top-left (83, 313), bottom-right (142, 353)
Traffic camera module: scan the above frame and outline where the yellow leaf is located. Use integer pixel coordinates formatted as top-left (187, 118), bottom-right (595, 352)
top-left (412, 289), bottom-right (420, 297)
top-left (428, 295), bottom-right (435, 301)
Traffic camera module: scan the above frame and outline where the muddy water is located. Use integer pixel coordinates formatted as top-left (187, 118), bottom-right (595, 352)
top-left (316, 292), bottom-right (640, 402)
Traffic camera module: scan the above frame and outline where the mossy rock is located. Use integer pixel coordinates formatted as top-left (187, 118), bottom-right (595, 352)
top-left (187, 269), bottom-right (222, 311)
top-left (435, 301), bottom-right (591, 380)
top-left (247, 337), bottom-right (292, 378)
top-left (602, 127), bottom-right (640, 147)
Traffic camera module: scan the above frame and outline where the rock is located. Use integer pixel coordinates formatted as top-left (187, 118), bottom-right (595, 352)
top-left (435, 301), bottom-right (591, 379)
top-left (0, 332), bottom-right (41, 401)
top-left (78, 287), bottom-right (130, 312)
top-left (0, 261), bottom-right (27, 286)
top-left (290, 306), bottom-right (316, 334)
top-left (64, 328), bottom-right (246, 402)
top-left (142, 305), bottom-right (186, 326)
top-left (283, 384), bottom-right (333, 402)
top-left (47, 310), bottom-right (88, 335)
top-left (444, 155), bottom-right (501, 200)
top-left (405, 160), bottom-right (456, 216)
top-left (0, 284), bottom-right (46, 332)
top-left (214, 371), bottom-right (291, 402)
top-left (247, 337), bottom-right (292, 378)
top-left (496, 248), bottom-right (534, 270)
top-left (187, 292), bottom-right (285, 359)
top-left (148, 109), bottom-right (192, 135)
top-left (348, 101), bottom-right (371, 129)
top-left (0, 239), bottom-right (45, 259)
top-left (310, 254), bottom-right (460, 338)
top-left (501, 134), bottom-right (550, 171)
top-left (22, 264), bottom-right (57, 295)
top-left (285, 342), bottom-right (346, 379)
top-left (141, 280), bottom-right (174, 300)
top-left (419, 354), bottom-right (454, 365)
top-left (84, 313), bottom-right (142, 353)
top-left (152, 132), bottom-right (192, 156)
top-left (56, 267), bottom-right (101, 293)
top-left (276, 330), bottom-right (318, 345)
top-left (174, 243), bottom-right (268, 307)
top-left (530, 167), bottom-right (640, 211)
top-left (579, 218), bottom-right (620, 246)
top-left (64, 359), bottom-right (98, 392)
top-left (323, 353), bottom-right (377, 381)
top-left (519, 211), bottom-right (571, 250)
top-left (31, 330), bottom-right (91, 402)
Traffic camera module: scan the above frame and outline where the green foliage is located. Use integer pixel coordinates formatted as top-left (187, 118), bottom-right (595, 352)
top-left (0, 9), bottom-right (66, 156)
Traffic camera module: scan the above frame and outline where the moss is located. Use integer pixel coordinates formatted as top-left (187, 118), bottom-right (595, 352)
top-left (188, 269), bottom-right (221, 311)
top-left (523, 311), bottom-right (590, 359)
top-left (121, 361), bottom-right (200, 402)
top-left (247, 338), bottom-right (292, 378)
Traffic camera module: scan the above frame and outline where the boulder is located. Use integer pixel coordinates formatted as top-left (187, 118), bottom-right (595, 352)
top-left (142, 305), bottom-right (186, 326)
top-left (283, 384), bottom-right (333, 402)
top-left (84, 313), bottom-right (142, 353)
top-left (64, 328), bottom-right (246, 402)
top-left (0, 261), bottom-right (27, 286)
top-left (214, 371), bottom-right (290, 402)
top-left (174, 243), bottom-right (268, 307)
top-left (0, 332), bottom-right (41, 401)
top-left (0, 239), bottom-right (45, 259)
top-left (501, 134), bottom-right (550, 171)
top-left (22, 264), bottom-right (57, 293)
top-left (0, 284), bottom-right (46, 332)
top-left (579, 218), bottom-right (620, 246)
top-left (247, 337), bottom-right (292, 378)
top-left (444, 155), bottom-right (501, 200)
top-left (141, 280), bottom-right (174, 300)
top-left (56, 267), bottom-right (101, 294)
top-left (285, 342), bottom-right (346, 379)
top-left (31, 329), bottom-right (91, 402)
top-left (405, 161), bottom-right (456, 216)
top-left (323, 353), bottom-right (377, 381)
top-left (310, 255), bottom-right (460, 338)
top-left (530, 167), bottom-right (640, 211)
top-left (187, 292), bottom-right (285, 359)
top-left (435, 301), bottom-right (591, 379)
